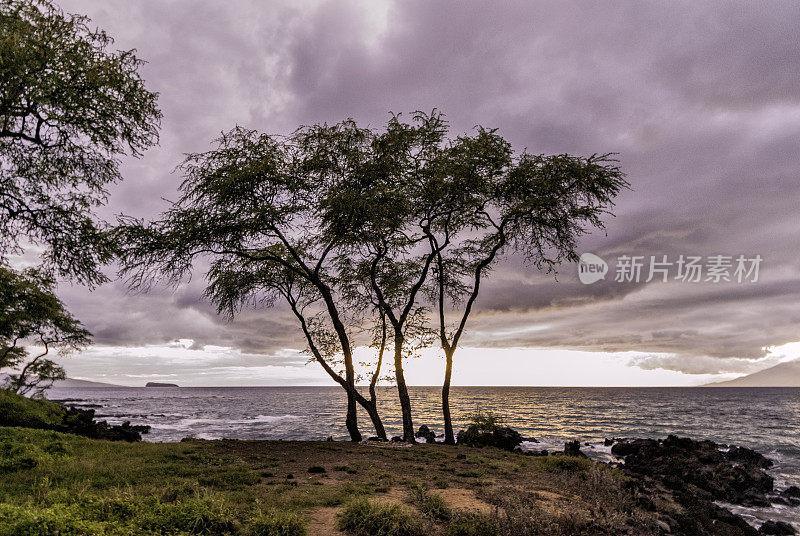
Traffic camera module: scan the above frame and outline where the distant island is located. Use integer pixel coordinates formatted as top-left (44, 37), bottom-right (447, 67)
top-left (704, 358), bottom-right (800, 387)
top-left (145, 382), bottom-right (179, 388)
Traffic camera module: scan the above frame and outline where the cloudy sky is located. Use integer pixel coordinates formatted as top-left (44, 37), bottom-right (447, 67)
top-left (45, 0), bottom-right (800, 386)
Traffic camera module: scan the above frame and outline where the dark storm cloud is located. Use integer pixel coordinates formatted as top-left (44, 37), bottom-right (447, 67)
top-left (54, 0), bottom-right (800, 374)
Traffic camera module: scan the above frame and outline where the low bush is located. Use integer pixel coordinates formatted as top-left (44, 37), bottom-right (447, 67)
top-left (0, 389), bottom-right (149, 441)
top-left (408, 484), bottom-right (452, 521)
top-left (456, 412), bottom-right (522, 451)
top-left (0, 389), bottom-right (65, 429)
top-left (0, 503), bottom-right (109, 536)
top-left (337, 498), bottom-right (426, 536)
top-left (536, 456), bottom-right (592, 474)
top-left (0, 428), bottom-right (69, 473)
top-left (137, 496), bottom-right (236, 534)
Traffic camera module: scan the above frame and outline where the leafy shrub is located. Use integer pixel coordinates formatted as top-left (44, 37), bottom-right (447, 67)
top-left (0, 389), bottom-right (65, 429)
top-left (537, 456), bottom-right (592, 474)
top-left (456, 412), bottom-right (522, 451)
top-left (0, 503), bottom-right (109, 536)
top-left (0, 428), bottom-right (69, 473)
top-left (307, 465), bottom-right (326, 474)
top-left (0, 389), bottom-right (148, 441)
top-left (78, 494), bottom-right (143, 523)
top-left (247, 511), bottom-right (307, 536)
top-left (408, 484), bottom-right (451, 521)
top-left (337, 498), bottom-right (426, 536)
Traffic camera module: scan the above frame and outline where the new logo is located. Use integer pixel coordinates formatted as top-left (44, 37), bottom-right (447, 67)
top-left (578, 253), bottom-right (608, 284)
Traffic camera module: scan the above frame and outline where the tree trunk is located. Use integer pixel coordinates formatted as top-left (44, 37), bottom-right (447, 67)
top-left (442, 349), bottom-right (455, 444)
top-left (394, 333), bottom-right (415, 442)
top-left (345, 388), bottom-right (362, 442)
top-left (362, 398), bottom-right (387, 440)
top-left (343, 345), bottom-right (362, 441)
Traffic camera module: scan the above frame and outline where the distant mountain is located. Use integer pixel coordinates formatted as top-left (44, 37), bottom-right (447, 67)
top-left (52, 378), bottom-right (122, 388)
top-left (0, 374), bottom-right (121, 388)
top-left (704, 359), bottom-right (800, 387)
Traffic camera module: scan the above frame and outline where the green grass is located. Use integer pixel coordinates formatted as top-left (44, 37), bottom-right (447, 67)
top-left (535, 455), bottom-right (592, 474)
top-left (247, 511), bottom-right (306, 536)
top-left (0, 390), bottom-right (65, 429)
top-left (337, 498), bottom-right (426, 536)
top-left (407, 484), bottom-right (451, 521)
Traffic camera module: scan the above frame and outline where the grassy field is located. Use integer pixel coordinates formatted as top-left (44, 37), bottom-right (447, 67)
top-left (0, 426), bottom-right (663, 535)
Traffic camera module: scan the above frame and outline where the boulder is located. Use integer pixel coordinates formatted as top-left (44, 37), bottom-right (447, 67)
top-left (781, 486), bottom-right (800, 499)
top-left (415, 425), bottom-right (436, 443)
top-left (564, 439), bottom-right (586, 457)
top-left (727, 446), bottom-right (773, 469)
top-left (759, 521), bottom-right (796, 535)
top-left (456, 424), bottom-right (522, 451)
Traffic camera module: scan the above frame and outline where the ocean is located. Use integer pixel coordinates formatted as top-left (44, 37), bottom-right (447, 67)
top-left (47, 385), bottom-right (800, 527)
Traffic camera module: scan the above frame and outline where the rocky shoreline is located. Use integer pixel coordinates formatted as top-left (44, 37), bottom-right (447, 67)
top-left (604, 436), bottom-right (797, 535)
top-left (411, 420), bottom-right (798, 535)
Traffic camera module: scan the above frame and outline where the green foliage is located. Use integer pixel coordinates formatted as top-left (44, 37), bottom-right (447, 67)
top-left (0, 389), bottom-right (66, 428)
top-left (0, 495), bottom-right (237, 536)
top-left (0, 0), bottom-right (161, 284)
top-left (0, 268), bottom-right (90, 395)
top-left (536, 456), bottom-right (592, 474)
top-left (337, 498), bottom-right (426, 536)
top-left (0, 503), bottom-right (110, 536)
top-left (465, 412), bottom-right (502, 433)
top-left (0, 427), bottom-right (69, 473)
top-left (458, 412), bottom-right (522, 451)
top-left (247, 511), bottom-right (307, 536)
top-left (0, 389), bottom-right (148, 441)
top-left (407, 484), bottom-right (451, 521)
top-left (136, 496), bottom-right (236, 535)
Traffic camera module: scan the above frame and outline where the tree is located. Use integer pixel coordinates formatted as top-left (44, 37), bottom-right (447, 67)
top-left (417, 128), bottom-right (628, 444)
top-left (0, 0), bottom-right (161, 285)
top-left (0, 266), bottom-right (91, 396)
top-left (116, 124), bottom-right (391, 442)
top-left (334, 111), bottom-right (626, 443)
top-left (330, 112), bottom-right (451, 442)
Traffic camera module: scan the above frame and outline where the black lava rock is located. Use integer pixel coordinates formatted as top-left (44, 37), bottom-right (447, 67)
top-left (759, 521), bottom-right (796, 535)
top-left (415, 425), bottom-right (436, 443)
top-left (564, 439), bottom-right (587, 457)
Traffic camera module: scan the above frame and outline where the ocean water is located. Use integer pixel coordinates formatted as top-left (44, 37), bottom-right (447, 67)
top-left (48, 386), bottom-right (800, 526)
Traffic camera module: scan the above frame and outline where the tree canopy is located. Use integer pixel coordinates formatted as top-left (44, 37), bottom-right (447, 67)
top-left (0, 266), bottom-right (90, 396)
top-left (0, 0), bottom-right (161, 285)
top-left (118, 111), bottom-right (627, 442)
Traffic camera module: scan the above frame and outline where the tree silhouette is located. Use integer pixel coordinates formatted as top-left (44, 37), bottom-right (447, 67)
top-left (0, 267), bottom-right (90, 396)
top-left (0, 0), bottom-right (160, 284)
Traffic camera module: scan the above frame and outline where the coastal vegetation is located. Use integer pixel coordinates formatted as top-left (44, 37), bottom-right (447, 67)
top-left (0, 389), bottom-right (149, 441)
top-left (0, 425), bottom-right (662, 536)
